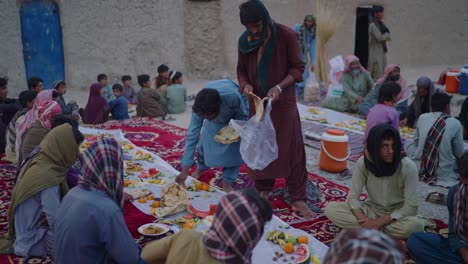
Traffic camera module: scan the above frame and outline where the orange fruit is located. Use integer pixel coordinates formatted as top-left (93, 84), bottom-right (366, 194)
top-left (182, 221), bottom-right (195, 230)
top-left (151, 201), bottom-right (161, 208)
top-left (297, 236), bottom-right (308, 244)
top-left (124, 180), bottom-right (130, 187)
top-left (138, 197), bottom-right (147, 203)
top-left (136, 150), bottom-right (143, 155)
top-left (201, 184), bottom-right (210, 191)
top-left (283, 242), bottom-right (294, 254)
top-left (147, 195), bottom-right (154, 200)
top-left (195, 182), bottom-right (204, 190)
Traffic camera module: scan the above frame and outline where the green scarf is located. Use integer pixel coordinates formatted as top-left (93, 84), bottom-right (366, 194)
top-left (238, 0), bottom-right (277, 96)
top-left (298, 14), bottom-right (316, 58)
top-left (0, 124), bottom-right (78, 253)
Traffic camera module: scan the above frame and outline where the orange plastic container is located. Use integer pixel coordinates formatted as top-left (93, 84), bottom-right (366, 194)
top-left (319, 129), bottom-right (349, 173)
top-left (446, 70), bottom-right (460, 93)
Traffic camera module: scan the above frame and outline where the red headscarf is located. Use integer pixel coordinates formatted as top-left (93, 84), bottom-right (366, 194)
top-left (203, 192), bottom-right (265, 264)
top-left (375, 64), bottom-right (412, 101)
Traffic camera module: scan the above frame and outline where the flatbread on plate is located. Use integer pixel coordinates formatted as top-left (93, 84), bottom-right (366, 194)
top-left (214, 125), bottom-right (240, 144)
top-left (156, 183), bottom-right (190, 218)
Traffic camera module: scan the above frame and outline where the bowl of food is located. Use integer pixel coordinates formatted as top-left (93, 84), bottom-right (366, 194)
top-left (138, 223), bottom-right (170, 236)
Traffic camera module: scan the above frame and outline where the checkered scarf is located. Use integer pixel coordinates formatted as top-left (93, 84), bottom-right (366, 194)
top-left (203, 192), bottom-right (264, 264)
top-left (453, 183), bottom-right (468, 243)
top-left (79, 138), bottom-right (124, 209)
top-left (323, 228), bottom-right (403, 264)
top-left (420, 114), bottom-right (450, 184)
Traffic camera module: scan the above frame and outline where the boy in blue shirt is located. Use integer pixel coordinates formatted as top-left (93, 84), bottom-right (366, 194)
top-left (109, 84), bottom-right (129, 120)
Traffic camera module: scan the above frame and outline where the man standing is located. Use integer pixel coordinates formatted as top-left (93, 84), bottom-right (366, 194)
top-left (405, 93), bottom-right (464, 187)
top-left (237, 0), bottom-right (316, 219)
top-left (293, 14), bottom-right (316, 96)
top-left (368, 5), bottom-right (391, 80)
top-left (175, 79), bottom-right (249, 192)
top-left (324, 124), bottom-right (425, 239)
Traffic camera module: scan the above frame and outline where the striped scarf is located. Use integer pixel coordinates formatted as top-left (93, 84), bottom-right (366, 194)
top-left (203, 192), bottom-right (264, 264)
top-left (323, 228), bottom-right (403, 264)
top-left (420, 114), bottom-right (450, 184)
top-left (79, 138), bottom-right (124, 209)
top-left (453, 183), bottom-right (468, 243)
top-left (6, 108), bottom-right (28, 152)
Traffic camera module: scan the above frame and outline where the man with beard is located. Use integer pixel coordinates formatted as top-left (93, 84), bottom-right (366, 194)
top-left (368, 5), bottom-right (391, 80)
top-left (324, 124), bottom-right (425, 239)
top-left (322, 55), bottom-right (374, 112)
top-left (359, 64), bottom-right (413, 117)
top-left (237, 0), bottom-right (317, 219)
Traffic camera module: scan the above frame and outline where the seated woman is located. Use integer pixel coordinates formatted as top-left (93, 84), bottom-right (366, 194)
top-left (359, 64), bottom-right (413, 118)
top-left (79, 83), bottom-right (110, 124)
top-left (405, 76), bottom-right (443, 128)
top-left (364, 82), bottom-right (401, 142)
top-left (0, 124), bottom-right (83, 257)
top-left (18, 100), bottom-right (62, 165)
top-left (54, 138), bottom-right (145, 264)
top-left (166, 71), bottom-right (187, 114)
top-left (322, 55), bottom-right (373, 112)
top-left (141, 190), bottom-right (272, 264)
top-left (407, 152), bottom-right (468, 264)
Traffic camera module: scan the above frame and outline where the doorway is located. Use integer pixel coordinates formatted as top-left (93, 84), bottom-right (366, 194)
top-left (354, 6), bottom-right (372, 69)
top-left (20, 0), bottom-right (65, 89)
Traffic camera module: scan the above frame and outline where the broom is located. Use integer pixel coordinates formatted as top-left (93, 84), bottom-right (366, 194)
top-left (315, 0), bottom-right (343, 83)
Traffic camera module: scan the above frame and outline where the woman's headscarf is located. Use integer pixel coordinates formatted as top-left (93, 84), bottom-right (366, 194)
top-left (0, 124), bottom-right (78, 253)
top-left (204, 191), bottom-right (265, 264)
top-left (364, 124), bottom-right (402, 177)
top-left (298, 14), bottom-right (316, 56)
top-left (15, 89), bottom-right (59, 155)
top-left (343, 55), bottom-right (367, 73)
top-left (79, 138), bottom-right (124, 209)
top-left (238, 0), bottom-right (277, 96)
top-left (410, 76), bottom-right (436, 118)
top-left (323, 228), bottom-right (403, 264)
top-left (375, 64), bottom-right (412, 101)
top-left (82, 83), bottom-right (108, 124)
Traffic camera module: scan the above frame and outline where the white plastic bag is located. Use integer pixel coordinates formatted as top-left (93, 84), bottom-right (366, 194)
top-left (304, 72), bottom-right (321, 102)
top-left (229, 100), bottom-right (278, 170)
top-left (326, 55), bottom-right (345, 99)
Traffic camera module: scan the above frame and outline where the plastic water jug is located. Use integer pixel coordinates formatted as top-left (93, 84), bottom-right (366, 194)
top-left (459, 65), bottom-right (468, 95)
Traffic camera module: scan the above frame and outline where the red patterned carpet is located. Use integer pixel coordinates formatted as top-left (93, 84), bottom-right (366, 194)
top-left (0, 117), bottom-right (447, 263)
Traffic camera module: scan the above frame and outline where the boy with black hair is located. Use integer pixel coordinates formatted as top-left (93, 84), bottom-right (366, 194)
top-left (5, 90), bottom-right (37, 162)
top-left (109, 84), bottom-right (129, 120)
top-left (155, 64), bottom-right (170, 89)
top-left (405, 92), bottom-right (464, 187)
top-left (121, 75), bottom-right (137, 104)
top-left (27, 77), bottom-right (44, 92)
top-left (98, 74), bottom-right (115, 103)
top-left (53, 80), bottom-right (79, 117)
top-left (136, 74), bottom-right (166, 118)
top-left (0, 78), bottom-right (20, 153)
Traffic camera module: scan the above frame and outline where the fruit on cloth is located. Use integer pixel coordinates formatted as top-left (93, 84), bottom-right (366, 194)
top-left (138, 197), bottom-right (147, 203)
top-left (297, 236), bottom-right (308, 244)
top-left (283, 242), bottom-right (294, 254)
top-left (295, 244), bottom-right (311, 264)
top-left (151, 201), bottom-right (161, 208)
top-left (147, 195), bottom-right (155, 200)
top-left (182, 220), bottom-right (195, 230)
top-left (187, 203), bottom-right (211, 218)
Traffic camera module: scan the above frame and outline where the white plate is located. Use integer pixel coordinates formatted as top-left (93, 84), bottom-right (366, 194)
top-left (138, 223), bottom-right (170, 236)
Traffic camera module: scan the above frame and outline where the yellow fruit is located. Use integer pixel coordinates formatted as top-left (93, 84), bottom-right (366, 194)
top-left (182, 221), bottom-right (195, 230)
top-left (283, 242), bottom-right (294, 254)
top-left (149, 208), bottom-right (156, 215)
top-left (138, 197), bottom-right (147, 203)
top-left (297, 236), bottom-right (308, 244)
top-left (147, 195), bottom-right (154, 200)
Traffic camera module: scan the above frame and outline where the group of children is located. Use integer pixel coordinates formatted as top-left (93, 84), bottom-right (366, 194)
top-left (79, 64), bottom-right (188, 124)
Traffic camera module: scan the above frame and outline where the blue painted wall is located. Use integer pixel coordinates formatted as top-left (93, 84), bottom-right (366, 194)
top-left (20, 0), bottom-right (65, 89)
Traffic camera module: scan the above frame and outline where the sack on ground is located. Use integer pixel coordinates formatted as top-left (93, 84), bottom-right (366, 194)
top-left (230, 100), bottom-right (278, 170)
top-left (326, 55), bottom-right (345, 99)
top-left (304, 72), bottom-right (321, 102)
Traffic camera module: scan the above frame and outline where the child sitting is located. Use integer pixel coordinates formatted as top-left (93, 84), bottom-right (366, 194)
top-left (166, 71), bottom-right (187, 114)
top-left (121, 75), bottom-right (138, 104)
top-left (109, 84), bottom-right (130, 120)
top-left (98, 73), bottom-right (115, 103)
top-left (364, 82), bottom-right (401, 142)
top-left (53, 80), bottom-right (79, 118)
top-left (155, 64), bottom-right (170, 96)
top-left (136, 74), bottom-right (167, 118)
